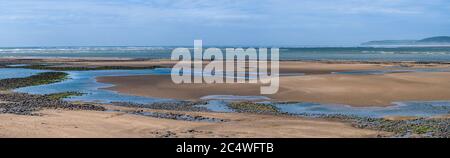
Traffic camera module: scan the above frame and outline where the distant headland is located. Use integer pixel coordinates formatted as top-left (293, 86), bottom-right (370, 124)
top-left (362, 36), bottom-right (450, 46)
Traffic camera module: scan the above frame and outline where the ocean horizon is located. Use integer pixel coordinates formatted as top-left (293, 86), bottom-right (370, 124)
top-left (2, 46), bottom-right (450, 62)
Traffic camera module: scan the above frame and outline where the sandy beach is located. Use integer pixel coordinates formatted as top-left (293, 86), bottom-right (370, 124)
top-left (15, 58), bottom-right (391, 74)
top-left (95, 60), bottom-right (450, 106)
top-left (0, 105), bottom-right (386, 138)
top-left (1, 58), bottom-right (449, 137)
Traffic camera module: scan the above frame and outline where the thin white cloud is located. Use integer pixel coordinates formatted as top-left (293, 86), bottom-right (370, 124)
top-left (262, 0), bottom-right (426, 15)
top-left (0, 0), bottom-right (262, 26)
top-left (0, 0), bottom-right (449, 46)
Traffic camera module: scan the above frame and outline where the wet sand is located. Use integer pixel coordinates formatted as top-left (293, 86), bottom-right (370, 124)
top-left (8, 58), bottom-right (450, 106)
top-left (0, 106), bottom-right (386, 138)
top-left (1, 58), bottom-right (449, 137)
top-left (98, 72), bottom-right (450, 107)
top-left (21, 59), bottom-right (390, 74)
top-left (78, 60), bottom-right (386, 74)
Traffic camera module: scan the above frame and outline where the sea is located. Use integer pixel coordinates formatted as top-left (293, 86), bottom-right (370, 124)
top-left (1, 46), bottom-right (450, 62)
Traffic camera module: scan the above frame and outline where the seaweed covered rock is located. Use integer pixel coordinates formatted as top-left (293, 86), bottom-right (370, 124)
top-left (0, 72), bottom-right (68, 90)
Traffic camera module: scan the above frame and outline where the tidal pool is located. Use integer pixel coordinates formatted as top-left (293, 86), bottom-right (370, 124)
top-left (14, 68), bottom-right (175, 104)
top-left (200, 95), bottom-right (270, 101)
top-left (0, 68), bottom-right (50, 79)
top-left (197, 100), bottom-right (450, 118)
top-left (274, 101), bottom-right (450, 118)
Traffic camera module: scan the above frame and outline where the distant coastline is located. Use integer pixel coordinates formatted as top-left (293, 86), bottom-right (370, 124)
top-left (362, 36), bottom-right (450, 46)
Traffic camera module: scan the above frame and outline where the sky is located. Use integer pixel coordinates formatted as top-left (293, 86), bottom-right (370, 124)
top-left (0, 0), bottom-right (449, 47)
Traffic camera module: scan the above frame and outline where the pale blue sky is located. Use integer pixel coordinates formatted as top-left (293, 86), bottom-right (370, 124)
top-left (0, 0), bottom-right (449, 46)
